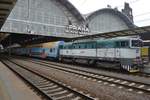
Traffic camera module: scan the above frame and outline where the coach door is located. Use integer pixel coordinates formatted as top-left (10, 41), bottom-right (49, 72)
top-left (41, 49), bottom-right (46, 58)
top-left (115, 41), bottom-right (121, 58)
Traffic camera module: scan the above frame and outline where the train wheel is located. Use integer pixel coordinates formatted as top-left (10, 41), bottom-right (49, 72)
top-left (88, 60), bottom-right (95, 66)
top-left (59, 57), bottom-right (63, 62)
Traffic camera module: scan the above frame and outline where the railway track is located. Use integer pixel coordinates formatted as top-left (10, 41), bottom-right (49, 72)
top-left (1, 58), bottom-right (96, 100)
top-left (11, 56), bottom-right (150, 95)
top-left (135, 72), bottom-right (150, 78)
top-left (14, 55), bottom-right (150, 78)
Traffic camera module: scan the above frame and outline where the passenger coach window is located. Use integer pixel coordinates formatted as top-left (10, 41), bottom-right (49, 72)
top-left (43, 49), bottom-right (45, 53)
top-left (50, 49), bottom-right (52, 52)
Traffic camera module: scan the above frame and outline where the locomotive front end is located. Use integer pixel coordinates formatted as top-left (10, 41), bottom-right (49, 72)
top-left (129, 38), bottom-right (143, 72)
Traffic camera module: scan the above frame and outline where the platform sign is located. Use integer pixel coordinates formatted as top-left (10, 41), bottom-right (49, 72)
top-left (65, 25), bottom-right (90, 35)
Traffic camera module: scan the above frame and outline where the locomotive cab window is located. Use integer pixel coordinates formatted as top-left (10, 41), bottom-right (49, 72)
top-left (131, 40), bottom-right (142, 47)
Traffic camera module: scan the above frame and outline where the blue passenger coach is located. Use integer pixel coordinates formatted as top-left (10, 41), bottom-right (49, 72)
top-left (11, 41), bottom-right (64, 59)
top-left (28, 41), bottom-right (64, 59)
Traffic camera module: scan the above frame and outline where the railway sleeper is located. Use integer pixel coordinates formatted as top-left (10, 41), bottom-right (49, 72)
top-left (38, 85), bottom-right (58, 89)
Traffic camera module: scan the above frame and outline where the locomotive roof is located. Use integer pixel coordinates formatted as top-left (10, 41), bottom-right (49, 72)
top-left (100, 37), bottom-right (138, 41)
top-left (72, 37), bottom-right (139, 43)
top-left (26, 41), bottom-right (64, 47)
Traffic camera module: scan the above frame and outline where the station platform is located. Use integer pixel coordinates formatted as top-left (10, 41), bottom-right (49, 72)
top-left (0, 62), bottom-right (41, 100)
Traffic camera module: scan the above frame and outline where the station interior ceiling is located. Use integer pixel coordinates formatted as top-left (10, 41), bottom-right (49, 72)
top-left (74, 26), bottom-right (150, 39)
top-left (0, 0), bottom-right (16, 47)
top-left (1, 25), bottom-right (150, 48)
top-left (0, 33), bottom-right (71, 47)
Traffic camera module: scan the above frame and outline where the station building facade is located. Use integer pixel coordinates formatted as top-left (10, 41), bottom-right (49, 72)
top-left (1, 0), bottom-right (135, 37)
top-left (85, 6), bottom-right (135, 34)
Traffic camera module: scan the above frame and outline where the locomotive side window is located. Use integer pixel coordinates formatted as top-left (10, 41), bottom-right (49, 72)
top-left (120, 41), bottom-right (129, 48)
top-left (89, 43), bottom-right (92, 48)
top-left (79, 45), bottom-right (81, 48)
top-left (63, 44), bottom-right (72, 49)
top-left (85, 44), bottom-right (87, 48)
top-left (73, 45), bottom-right (76, 49)
top-left (97, 41), bottom-right (115, 48)
top-left (87, 42), bottom-right (96, 49)
top-left (105, 42), bottom-right (114, 48)
top-left (91, 44), bottom-right (94, 48)
top-left (116, 41), bottom-right (129, 48)
top-left (116, 41), bottom-right (120, 48)
top-left (91, 43), bottom-right (96, 48)
top-left (80, 44), bottom-right (84, 49)
top-left (97, 42), bottom-right (104, 48)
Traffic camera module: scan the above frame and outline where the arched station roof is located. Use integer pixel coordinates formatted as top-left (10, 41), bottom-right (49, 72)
top-left (1, 0), bottom-right (144, 47)
top-left (57, 0), bottom-right (85, 24)
top-left (85, 8), bottom-right (135, 28)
